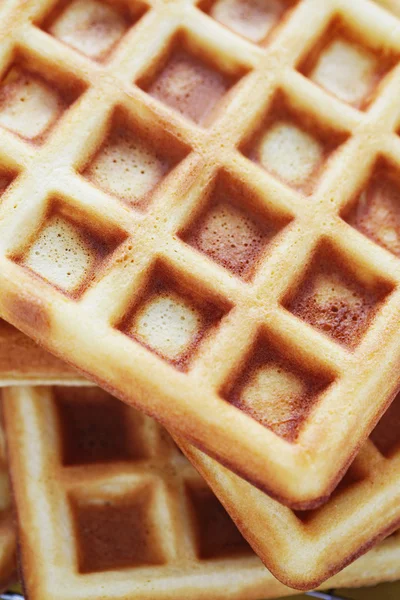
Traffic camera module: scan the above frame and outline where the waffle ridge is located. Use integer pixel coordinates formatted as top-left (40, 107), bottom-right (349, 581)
top-left (0, 0), bottom-right (400, 506)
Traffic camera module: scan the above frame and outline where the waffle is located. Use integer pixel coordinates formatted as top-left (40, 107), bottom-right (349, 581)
top-left (1, 0), bottom-right (400, 508)
top-left (3, 384), bottom-right (400, 600)
top-left (177, 385), bottom-right (400, 590)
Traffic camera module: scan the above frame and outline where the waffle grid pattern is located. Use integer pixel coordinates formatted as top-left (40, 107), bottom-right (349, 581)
top-left (0, 0), bottom-right (400, 506)
top-left (4, 385), bottom-right (400, 600)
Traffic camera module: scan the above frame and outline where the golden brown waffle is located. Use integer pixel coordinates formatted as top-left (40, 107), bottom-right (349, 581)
top-left (1, 0), bottom-right (400, 507)
top-left (3, 384), bottom-right (400, 600)
top-left (178, 388), bottom-right (400, 590)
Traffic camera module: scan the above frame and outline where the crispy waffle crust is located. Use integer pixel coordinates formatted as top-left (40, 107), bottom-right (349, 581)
top-left (1, 0), bottom-right (400, 507)
top-left (177, 386), bottom-right (400, 590)
top-left (3, 385), bottom-right (400, 600)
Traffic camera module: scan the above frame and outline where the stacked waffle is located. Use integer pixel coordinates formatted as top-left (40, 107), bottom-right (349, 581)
top-left (0, 338), bottom-right (399, 599)
top-left (0, 0), bottom-right (399, 598)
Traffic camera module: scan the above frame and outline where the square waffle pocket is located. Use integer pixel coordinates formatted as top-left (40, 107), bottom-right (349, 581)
top-left (1, 0), bottom-right (400, 508)
top-left (4, 384), bottom-right (400, 600)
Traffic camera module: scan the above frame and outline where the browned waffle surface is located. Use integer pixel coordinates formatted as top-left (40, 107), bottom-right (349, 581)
top-left (1, 0), bottom-right (400, 507)
top-left (3, 385), bottom-right (400, 600)
top-left (178, 387), bottom-right (400, 590)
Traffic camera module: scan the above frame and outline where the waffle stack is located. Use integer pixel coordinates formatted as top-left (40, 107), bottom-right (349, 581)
top-left (0, 0), bottom-right (398, 597)
top-left (0, 328), bottom-right (396, 597)
top-left (0, 327), bottom-right (385, 598)
top-left (1, 0), bottom-right (400, 509)
top-left (0, 334), bottom-right (397, 598)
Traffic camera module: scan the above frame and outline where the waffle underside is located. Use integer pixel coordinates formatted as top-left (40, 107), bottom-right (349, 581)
top-left (1, 0), bottom-right (400, 507)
